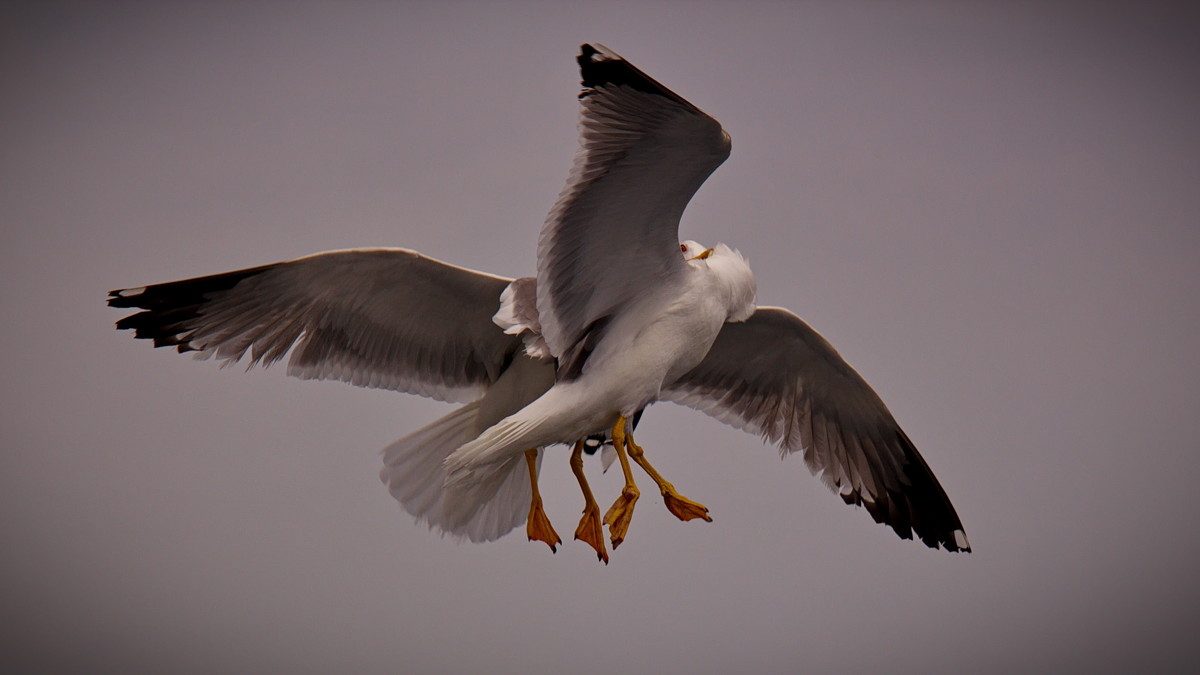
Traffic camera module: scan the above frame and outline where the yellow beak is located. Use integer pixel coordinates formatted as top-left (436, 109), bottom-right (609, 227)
top-left (688, 248), bottom-right (714, 261)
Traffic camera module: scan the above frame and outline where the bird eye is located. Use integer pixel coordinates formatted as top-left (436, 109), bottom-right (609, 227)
top-left (680, 243), bottom-right (687, 252)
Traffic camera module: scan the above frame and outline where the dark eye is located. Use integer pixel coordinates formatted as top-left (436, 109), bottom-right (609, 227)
top-left (680, 243), bottom-right (687, 252)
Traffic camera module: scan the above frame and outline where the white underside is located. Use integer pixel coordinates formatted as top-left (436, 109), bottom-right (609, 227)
top-left (441, 264), bottom-right (743, 516)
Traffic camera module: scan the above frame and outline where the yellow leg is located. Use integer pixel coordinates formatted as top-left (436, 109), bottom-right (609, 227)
top-left (603, 415), bottom-right (641, 549)
top-left (569, 440), bottom-right (608, 564)
top-left (624, 430), bottom-right (712, 523)
top-left (524, 448), bottom-right (561, 553)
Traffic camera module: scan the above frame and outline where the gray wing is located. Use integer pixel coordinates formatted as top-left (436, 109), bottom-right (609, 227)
top-left (663, 307), bottom-right (971, 552)
top-left (109, 248), bottom-right (522, 403)
top-left (536, 43), bottom-right (731, 358)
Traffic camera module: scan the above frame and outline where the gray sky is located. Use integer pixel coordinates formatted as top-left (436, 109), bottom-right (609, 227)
top-left (3, 1), bottom-right (1199, 672)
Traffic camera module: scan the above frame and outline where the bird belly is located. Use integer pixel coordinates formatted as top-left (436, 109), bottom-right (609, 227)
top-left (577, 294), bottom-right (727, 417)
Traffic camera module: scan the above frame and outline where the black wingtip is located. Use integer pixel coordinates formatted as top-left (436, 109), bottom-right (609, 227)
top-left (576, 43), bottom-right (691, 107)
top-left (849, 428), bottom-right (971, 553)
top-left (577, 43), bottom-right (627, 93)
top-left (108, 263), bottom-right (277, 350)
top-left (107, 287), bottom-right (145, 309)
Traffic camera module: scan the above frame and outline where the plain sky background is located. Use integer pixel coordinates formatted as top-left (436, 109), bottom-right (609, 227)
top-left (3, 1), bottom-right (1198, 672)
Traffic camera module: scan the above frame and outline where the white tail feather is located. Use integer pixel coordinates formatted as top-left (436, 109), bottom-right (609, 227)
top-left (379, 401), bottom-right (532, 542)
top-left (441, 416), bottom-right (547, 533)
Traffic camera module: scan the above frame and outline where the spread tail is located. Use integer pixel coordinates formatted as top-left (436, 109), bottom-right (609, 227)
top-left (380, 401), bottom-right (533, 543)
top-left (442, 409), bottom-right (564, 533)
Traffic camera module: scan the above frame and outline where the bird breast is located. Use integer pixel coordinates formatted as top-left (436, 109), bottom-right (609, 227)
top-left (575, 272), bottom-right (734, 415)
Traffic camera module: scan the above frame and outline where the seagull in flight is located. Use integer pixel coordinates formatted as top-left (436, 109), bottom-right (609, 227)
top-left (109, 44), bottom-right (970, 560)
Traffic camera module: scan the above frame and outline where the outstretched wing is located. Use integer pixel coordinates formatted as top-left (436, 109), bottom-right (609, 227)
top-left (536, 43), bottom-right (731, 360)
top-left (664, 307), bottom-right (971, 552)
top-left (109, 248), bottom-right (522, 403)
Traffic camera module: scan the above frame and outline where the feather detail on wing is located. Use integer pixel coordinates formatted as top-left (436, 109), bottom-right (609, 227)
top-left (493, 276), bottom-right (551, 360)
top-left (109, 248), bottom-right (521, 403)
top-left (536, 43), bottom-right (731, 359)
top-left (663, 307), bottom-right (970, 552)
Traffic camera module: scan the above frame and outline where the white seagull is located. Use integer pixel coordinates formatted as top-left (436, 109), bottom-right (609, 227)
top-left (109, 44), bottom-right (970, 560)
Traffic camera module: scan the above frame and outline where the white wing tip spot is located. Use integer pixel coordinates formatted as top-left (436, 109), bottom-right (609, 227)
top-left (585, 43), bottom-right (618, 62)
top-left (953, 529), bottom-right (971, 551)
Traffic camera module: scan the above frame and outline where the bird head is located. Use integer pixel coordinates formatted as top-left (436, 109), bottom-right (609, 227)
top-left (680, 240), bottom-right (711, 261)
top-left (684, 241), bottom-right (757, 322)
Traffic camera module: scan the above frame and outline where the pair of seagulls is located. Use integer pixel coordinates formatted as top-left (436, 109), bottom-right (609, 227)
top-left (109, 44), bottom-right (970, 560)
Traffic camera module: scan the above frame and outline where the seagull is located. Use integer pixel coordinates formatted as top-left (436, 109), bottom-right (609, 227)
top-left (109, 43), bottom-right (970, 560)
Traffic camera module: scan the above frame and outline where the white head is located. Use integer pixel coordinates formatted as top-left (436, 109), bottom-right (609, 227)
top-left (679, 240), bottom-right (707, 260)
top-left (681, 240), bottom-right (757, 322)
